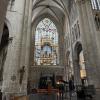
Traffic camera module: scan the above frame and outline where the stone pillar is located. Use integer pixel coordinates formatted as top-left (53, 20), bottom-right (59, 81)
top-left (2, 0), bottom-right (27, 96)
top-left (0, 0), bottom-right (9, 42)
top-left (73, 59), bottom-right (82, 85)
top-left (59, 29), bottom-right (65, 66)
top-left (19, 0), bottom-right (33, 94)
top-left (19, 0), bottom-right (30, 68)
top-left (76, 0), bottom-right (100, 99)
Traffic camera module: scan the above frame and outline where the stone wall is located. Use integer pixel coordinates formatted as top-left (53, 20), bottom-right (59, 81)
top-left (2, 0), bottom-right (27, 94)
top-left (2, 0), bottom-right (33, 96)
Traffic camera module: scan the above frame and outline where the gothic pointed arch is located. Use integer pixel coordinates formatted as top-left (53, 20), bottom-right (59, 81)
top-left (0, 23), bottom-right (9, 82)
top-left (30, 13), bottom-right (65, 66)
top-left (73, 42), bottom-right (87, 85)
top-left (34, 18), bottom-right (59, 65)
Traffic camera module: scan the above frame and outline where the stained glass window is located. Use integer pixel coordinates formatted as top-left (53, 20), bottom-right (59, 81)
top-left (34, 18), bottom-right (59, 65)
top-left (91, 0), bottom-right (100, 10)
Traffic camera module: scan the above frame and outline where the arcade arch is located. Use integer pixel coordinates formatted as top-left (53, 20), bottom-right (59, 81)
top-left (0, 23), bottom-right (9, 82)
top-left (73, 42), bottom-right (87, 86)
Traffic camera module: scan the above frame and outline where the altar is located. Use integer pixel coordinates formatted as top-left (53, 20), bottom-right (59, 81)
top-left (28, 65), bottom-right (64, 90)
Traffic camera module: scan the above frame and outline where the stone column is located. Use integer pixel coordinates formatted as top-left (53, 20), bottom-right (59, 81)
top-left (19, 0), bottom-right (30, 68)
top-left (73, 58), bottom-right (82, 85)
top-left (76, 0), bottom-right (100, 99)
top-left (19, 0), bottom-right (33, 94)
top-left (59, 29), bottom-right (65, 66)
top-left (2, 0), bottom-right (27, 96)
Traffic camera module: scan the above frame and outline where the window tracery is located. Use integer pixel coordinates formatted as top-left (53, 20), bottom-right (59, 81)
top-left (34, 18), bottom-right (59, 65)
top-left (91, 0), bottom-right (100, 10)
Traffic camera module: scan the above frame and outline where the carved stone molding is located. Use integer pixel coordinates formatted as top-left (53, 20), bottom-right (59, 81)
top-left (30, 66), bottom-right (64, 76)
top-left (75, 0), bottom-right (89, 4)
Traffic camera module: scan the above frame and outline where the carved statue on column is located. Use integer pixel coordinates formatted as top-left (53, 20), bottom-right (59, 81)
top-left (19, 66), bottom-right (25, 85)
top-left (95, 14), bottom-right (100, 29)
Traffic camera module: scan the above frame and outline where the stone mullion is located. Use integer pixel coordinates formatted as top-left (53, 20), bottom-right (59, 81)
top-left (76, 0), bottom-right (100, 89)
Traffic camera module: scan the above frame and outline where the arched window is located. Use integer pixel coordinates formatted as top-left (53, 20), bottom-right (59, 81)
top-left (34, 18), bottom-right (59, 65)
top-left (91, 0), bottom-right (100, 10)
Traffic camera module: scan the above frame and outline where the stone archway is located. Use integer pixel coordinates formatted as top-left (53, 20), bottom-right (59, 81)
top-left (0, 23), bottom-right (9, 87)
top-left (73, 42), bottom-right (83, 86)
top-left (27, 14), bottom-right (65, 93)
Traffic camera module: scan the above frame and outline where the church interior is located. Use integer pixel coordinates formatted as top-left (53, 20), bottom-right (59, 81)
top-left (0, 0), bottom-right (100, 100)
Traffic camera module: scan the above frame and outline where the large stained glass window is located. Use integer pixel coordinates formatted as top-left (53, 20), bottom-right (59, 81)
top-left (34, 18), bottom-right (59, 65)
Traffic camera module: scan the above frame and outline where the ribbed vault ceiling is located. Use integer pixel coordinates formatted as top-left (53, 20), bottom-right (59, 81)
top-left (32, 0), bottom-right (69, 26)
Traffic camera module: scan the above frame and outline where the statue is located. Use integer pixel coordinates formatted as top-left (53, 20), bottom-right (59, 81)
top-left (95, 14), bottom-right (100, 29)
top-left (19, 66), bottom-right (25, 85)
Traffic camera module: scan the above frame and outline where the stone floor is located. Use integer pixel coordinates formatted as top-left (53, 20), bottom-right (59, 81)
top-left (28, 92), bottom-right (96, 100)
top-left (29, 92), bottom-right (77, 100)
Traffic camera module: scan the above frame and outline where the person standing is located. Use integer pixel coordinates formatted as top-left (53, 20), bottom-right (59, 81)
top-left (0, 90), bottom-right (2, 100)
